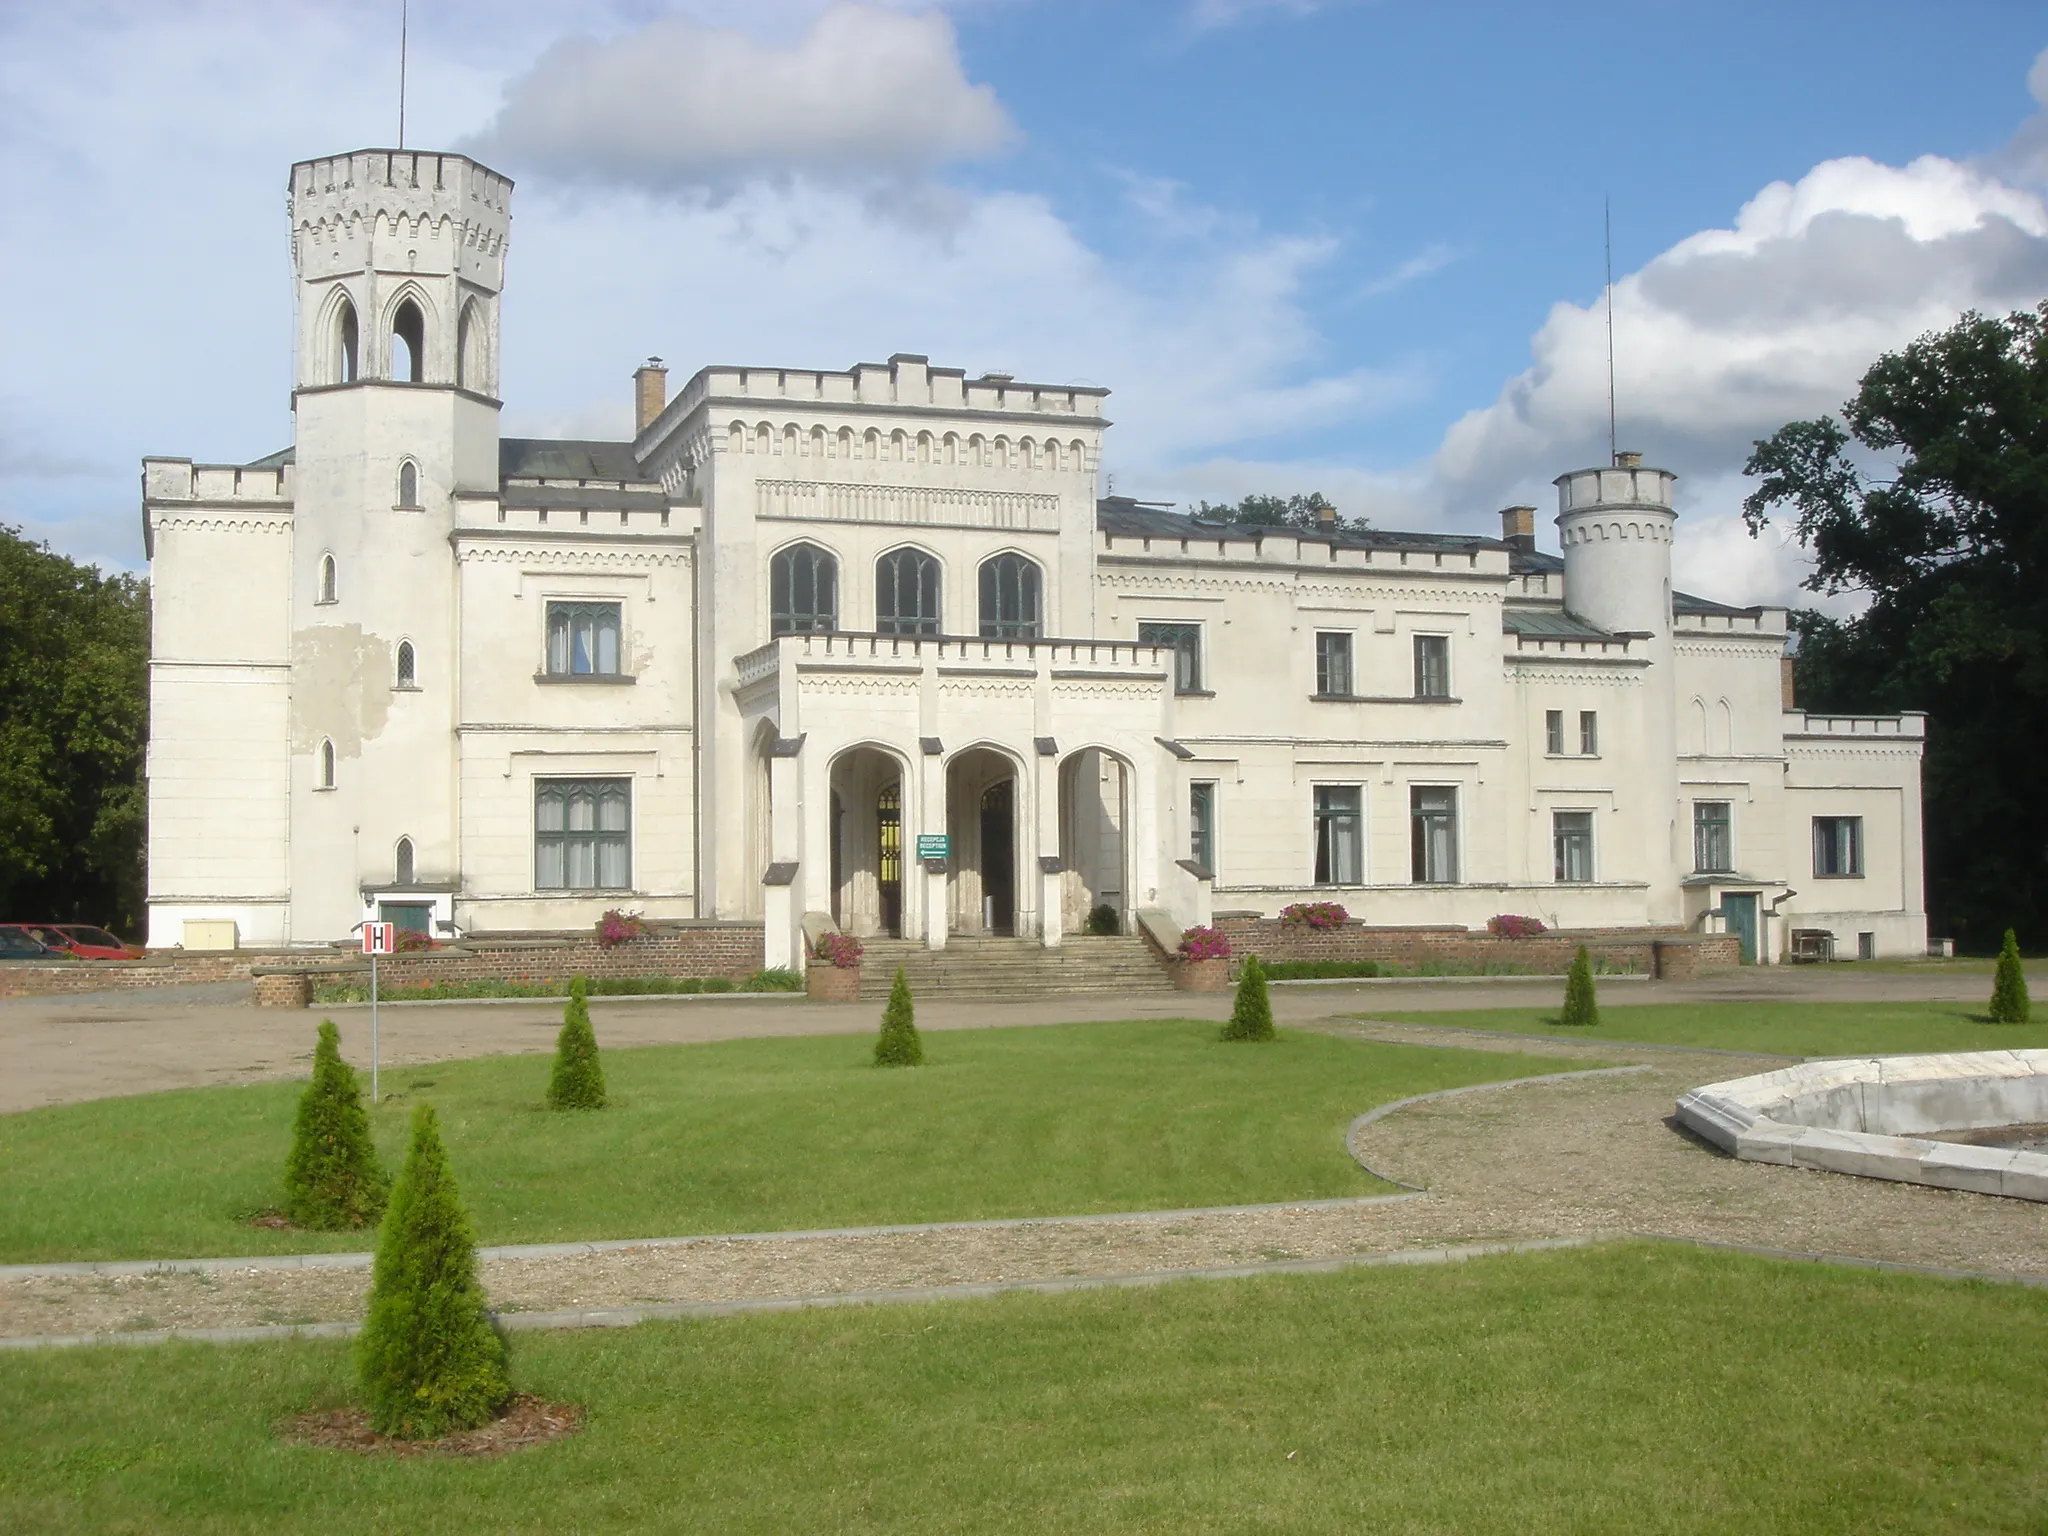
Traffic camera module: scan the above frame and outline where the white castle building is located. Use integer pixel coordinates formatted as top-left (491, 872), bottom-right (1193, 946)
top-left (142, 148), bottom-right (1929, 966)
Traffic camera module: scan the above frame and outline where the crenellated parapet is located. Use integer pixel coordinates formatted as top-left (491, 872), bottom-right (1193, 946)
top-left (289, 150), bottom-right (510, 284)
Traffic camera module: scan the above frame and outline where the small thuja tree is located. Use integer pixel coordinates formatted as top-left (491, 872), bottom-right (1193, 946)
top-left (547, 975), bottom-right (607, 1109)
top-left (358, 1104), bottom-right (511, 1439)
top-left (1989, 928), bottom-right (2031, 1024)
top-left (1560, 945), bottom-right (1599, 1027)
top-left (284, 1020), bottom-right (388, 1229)
top-left (873, 966), bottom-right (924, 1067)
top-left (1222, 954), bottom-right (1274, 1041)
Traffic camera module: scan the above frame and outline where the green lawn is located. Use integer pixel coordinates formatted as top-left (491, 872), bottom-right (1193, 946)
top-left (0, 1021), bottom-right (1568, 1263)
top-left (1367, 998), bottom-right (2048, 1057)
top-left (5, 1243), bottom-right (2044, 1534)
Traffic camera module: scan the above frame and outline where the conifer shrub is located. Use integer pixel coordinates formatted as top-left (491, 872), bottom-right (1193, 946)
top-left (1989, 928), bottom-right (2031, 1024)
top-left (1085, 902), bottom-right (1121, 936)
top-left (357, 1104), bottom-right (511, 1439)
top-left (1560, 945), bottom-right (1599, 1027)
top-left (547, 976), bottom-right (607, 1110)
top-left (1222, 954), bottom-right (1275, 1041)
top-left (873, 966), bottom-right (924, 1067)
top-left (283, 1020), bottom-right (388, 1229)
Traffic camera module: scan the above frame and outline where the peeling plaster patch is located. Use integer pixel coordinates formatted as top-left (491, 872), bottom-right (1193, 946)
top-left (291, 625), bottom-right (393, 756)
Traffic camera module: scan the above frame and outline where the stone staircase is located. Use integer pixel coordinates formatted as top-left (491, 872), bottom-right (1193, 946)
top-left (853, 935), bottom-right (1177, 1000)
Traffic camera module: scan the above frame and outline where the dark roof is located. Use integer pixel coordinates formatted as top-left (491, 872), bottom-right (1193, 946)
top-left (499, 438), bottom-right (648, 483)
top-left (1509, 546), bottom-right (1563, 576)
top-left (499, 484), bottom-right (669, 513)
top-left (1501, 609), bottom-right (1614, 640)
top-left (1674, 590), bottom-right (1766, 618)
top-left (246, 446), bottom-right (294, 469)
top-left (1095, 497), bottom-right (1506, 556)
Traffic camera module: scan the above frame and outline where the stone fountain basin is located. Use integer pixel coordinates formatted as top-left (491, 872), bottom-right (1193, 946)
top-left (1675, 1050), bottom-right (2048, 1202)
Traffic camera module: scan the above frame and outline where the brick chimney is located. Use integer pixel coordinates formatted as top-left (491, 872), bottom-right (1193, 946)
top-left (1316, 503), bottom-right (1338, 530)
top-left (1781, 655), bottom-right (1797, 710)
top-left (634, 357), bottom-right (668, 434)
top-left (1498, 504), bottom-right (1537, 553)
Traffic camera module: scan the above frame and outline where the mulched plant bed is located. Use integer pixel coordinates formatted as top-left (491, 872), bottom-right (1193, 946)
top-left (281, 1393), bottom-right (583, 1458)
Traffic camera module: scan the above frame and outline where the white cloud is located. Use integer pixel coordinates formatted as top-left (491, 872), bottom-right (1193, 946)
top-left (1187, 0), bottom-right (1356, 31)
top-left (466, 4), bottom-right (1014, 191)
top-left (1355, 241), bottom-right (1464, 299)
top-left (1428, 152), bottom-right (2048, 608)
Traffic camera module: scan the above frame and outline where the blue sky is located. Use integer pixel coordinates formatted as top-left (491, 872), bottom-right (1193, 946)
top-left (2, 0), bottom-right (2045, 607)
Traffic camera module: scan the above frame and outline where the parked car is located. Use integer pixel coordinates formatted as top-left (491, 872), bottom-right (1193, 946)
top-left (52, 925), bottom-right (146, 960)
top-left (0, 926), bottom-right (56, 961)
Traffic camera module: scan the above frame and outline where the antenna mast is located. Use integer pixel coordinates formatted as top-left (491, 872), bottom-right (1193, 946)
top-left (1604, 197), bottom-right (1617, 465)
top-left (398, 0), bottom-right (409, 149)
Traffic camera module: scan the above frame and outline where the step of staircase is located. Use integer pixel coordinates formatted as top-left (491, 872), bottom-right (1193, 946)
top-left (852, 936), bottom-right (1176, 999)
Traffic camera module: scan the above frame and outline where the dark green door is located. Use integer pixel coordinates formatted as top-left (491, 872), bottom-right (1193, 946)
top-left (1722, 893), bottom-right (1759, 964)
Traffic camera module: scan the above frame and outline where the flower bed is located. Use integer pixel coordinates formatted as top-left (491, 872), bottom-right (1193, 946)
top-left (1487, 914), bottom-right (1548, 938)
top-left (813, 931), bottom-right (864, 969)
top-left (1178, 926), bottom-right (1232, 961)
top-left (1280, 902), bottom-right (1349, 930)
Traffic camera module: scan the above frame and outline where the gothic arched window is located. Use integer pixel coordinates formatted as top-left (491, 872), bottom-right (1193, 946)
top-left (769, 543), bottom-right (838, 636)
top-left (391, 298), bottom-right (425, 382)
top-left (978, 553), bottom-right (1042, 639)
top-left (457, 300), bottom-right (483, 389)
top-left (396, 640), bottom-right (417, 689)
top-left (318, 554), bottom-right (337, 604)
top-left (334, 296), bottom-right (358, 384)
top-left (319, 739), bottom-right (336, 789)
top-left (397, 460), bottom-right (420, 508)
top-left (394, 837), bottom-right (415, 885)
top-left (875, 548), bottom-right (941, 636)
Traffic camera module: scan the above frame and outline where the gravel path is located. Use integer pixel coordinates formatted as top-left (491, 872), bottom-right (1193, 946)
top-left (6, 1022), bottom-right (2044, 1341)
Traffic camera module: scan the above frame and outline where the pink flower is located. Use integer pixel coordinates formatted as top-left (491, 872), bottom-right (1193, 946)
top-left (1179, 926), bottom-right (1232, 961)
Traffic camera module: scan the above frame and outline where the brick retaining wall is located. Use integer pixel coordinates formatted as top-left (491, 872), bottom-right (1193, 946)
top-left (0, 923), bottom-right (767, 1000)
top-left (1215, 920), bottom-right (1739, 978)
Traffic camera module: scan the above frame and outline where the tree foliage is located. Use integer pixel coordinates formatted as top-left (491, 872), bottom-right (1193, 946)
top-left (1222, 954), bottom-right (1274, 1041)
top-left (1989, 929), bottom-right (2031, 1024)
top-left (1559, 946), bottom-right (1599, 1028)
top-left (284, 1020), bottom-right (388, 1229)
top-left (1192, 492), bottom-right (1371, 537)
top-left (1743, 304), bottom-right (2048, 950)
top-left (357, 1104), bottom-right (511, 1438)
top-left (0, 525), bottom-right (148, 934)
top-left (546, 975), bottom-right (608, 1109)
top-left (873, 966), bottom-right (924, 1067)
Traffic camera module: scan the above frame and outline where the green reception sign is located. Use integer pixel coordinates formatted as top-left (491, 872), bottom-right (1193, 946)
top-left (916, 834), bottom-right (951, 860)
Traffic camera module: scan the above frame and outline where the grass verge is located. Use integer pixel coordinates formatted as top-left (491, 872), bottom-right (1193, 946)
top-left (1367, 999), bottom-right (2048, 1056)
top-left (311, 970), bottom-right (802, 1004)
top-left (3, 1243), bottom-right (2044, 1534)
top-left (0, 1021), bottom-right (1567, 1263)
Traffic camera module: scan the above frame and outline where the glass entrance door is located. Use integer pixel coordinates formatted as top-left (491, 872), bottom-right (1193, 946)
top-left (877, 784), bottom-right (902, 938)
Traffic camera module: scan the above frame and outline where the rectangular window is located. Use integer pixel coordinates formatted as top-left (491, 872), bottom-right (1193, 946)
top-left (1813, 816), bottom-right (1863, 877)
top-left (1413, 634), bottom-right (1450, 698)
top-left (1139, 622), bottom-right (1203, 693)
top-left (545, 602), bottom-right (622, 676)
top-left (1553, 811), bottom-right (1594, 883)
top-left (1189, 781), bottom-right (1216, 873)
top-left (1410, 786), bottom-right (1458, 883)
top-left (1693, 802), bottom-right (1733, 873)
top-left (1313, 786), bottom-right (1363, 884)
top-left (1579, 710), bottom-right (1599, 755)
top-left (1545, 710), bottom-right (1564, 755)
top-left (1314, 632), bottom-right (1353, 697)
top-left (535, 778), bottom-right (632, 890)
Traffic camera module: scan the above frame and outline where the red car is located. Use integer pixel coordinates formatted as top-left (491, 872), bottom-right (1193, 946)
top-left (1, 924), bottom-right (143, 960)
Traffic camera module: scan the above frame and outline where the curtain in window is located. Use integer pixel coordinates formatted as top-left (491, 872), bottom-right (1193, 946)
top-left (1315, 633), bottom-right (1352, 696)
top-left (1138, 622), bottom-right (1202, 692)
top-left (546, 603), bottom-right (622, 675)
top-left (1694, 803), bottom-right (1732, 872)
top-left (1553, 812), bottom-right (1593, 882)
top-left (978, 554), bottom-right (1042, 638)
top-left (1313, 786), bottom-right (1362, 884)
top-left (536, 779), bottom-right (632, 890)
top-left (1410, 786), bottom-right (1458, 882)
top-left (1413, 636), bottom-right (1450, 698)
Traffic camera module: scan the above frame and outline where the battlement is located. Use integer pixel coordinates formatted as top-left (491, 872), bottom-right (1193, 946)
top-left (289, 149), bottom-right (511, 284)
top-left (644, 355), bottom-right (1108, 457)
top-left (142, 457), bottom-right (294, 505)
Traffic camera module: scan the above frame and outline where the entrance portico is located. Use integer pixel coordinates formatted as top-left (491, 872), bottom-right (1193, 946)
top-left (736, 630), bottom-right (1179, 968)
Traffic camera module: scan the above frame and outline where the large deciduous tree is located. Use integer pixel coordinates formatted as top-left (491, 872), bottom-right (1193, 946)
top-left (0, 525), bottom-right (148, 935)
top-left (1742, 304), bottom-right (2048, 950)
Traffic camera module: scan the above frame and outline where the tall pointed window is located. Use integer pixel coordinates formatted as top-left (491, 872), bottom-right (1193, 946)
top-left (769, 543), bottom-right (838, 635)
top-left (319, 739), bottom-right (336, 789)
top-left (318, 554), bottom-right (337, 604)
top-left (397, 460), bottom-right (420, 508)
top-left (876, 548), bottom-right (940, 636)
top-left (391, 298), bottom-right (425, 383)
top-left (334, 297), bottom-right (358, 383)
top-left (395, 641), bottom-right (417, 689)
top-left (977, 553), bottom-right (1041, 638)
top-left (394, 837), bottom-right (415, 885)
top-left (457, 300), bottom-right (483, 390)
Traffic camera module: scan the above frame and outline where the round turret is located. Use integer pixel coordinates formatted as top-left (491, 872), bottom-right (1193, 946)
top-left (1554, 452), bottom-right (1676, 637)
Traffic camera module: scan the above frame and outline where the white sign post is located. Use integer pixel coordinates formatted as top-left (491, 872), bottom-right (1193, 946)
top-left (361, 922), bottom-right (397, 1103)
